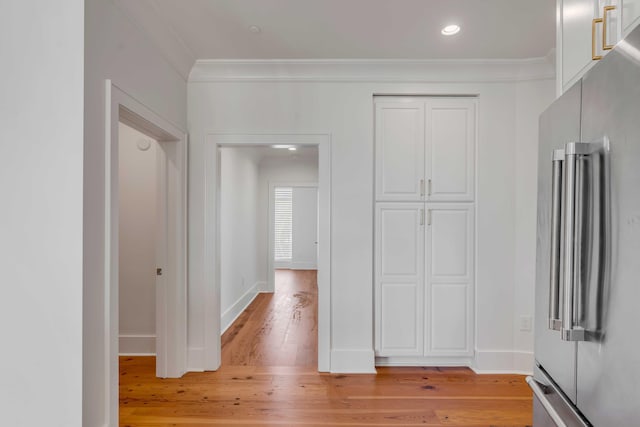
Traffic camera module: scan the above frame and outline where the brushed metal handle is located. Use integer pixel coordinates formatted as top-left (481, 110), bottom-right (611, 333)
top-left (592, 18), bottom-right (603, 60)
top-left (549, 149), bottom-right (564, 331)
top-left (420, 208), bottom-right (424, 226)
top-left (420, 179), bottom-right (425, 197)
top-left (603, 5), bottom-right (616, 50)
top-left (427, 209), bottom-right (432, 226)
top-left (561, 146), bottom-right (583, 341)
top-left (526, 377), bottom-right (569, 427)
top-left (561, 141), bottom-right (608, 341)
top-left (427, 179), bottom-right (432, 196)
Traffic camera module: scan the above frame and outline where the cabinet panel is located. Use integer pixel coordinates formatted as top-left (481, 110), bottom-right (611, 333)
top-left (375, 101), bottom-right (425, 201)
top-left (427, 205), bottom-right (473, 282)
top-left (425, 204), bottom-right (473, 356)
top-left (623, 0), bottom-right (640, 35)
top-left (426, 99), bottom-right (475, 201)
top-left (561, 0), bottom-right (598, 89)
top-left (375, 203), bottom-right (424, 356)
top-left (380, 208), bottom-right (421, 276)
top-left (379, 283), bottom-right (422, 355)
top-left (429, 284), bottom-right (469, 353)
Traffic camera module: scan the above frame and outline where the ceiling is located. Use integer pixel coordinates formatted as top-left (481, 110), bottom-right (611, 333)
top-left (114, 0), bottom-right (556, 79)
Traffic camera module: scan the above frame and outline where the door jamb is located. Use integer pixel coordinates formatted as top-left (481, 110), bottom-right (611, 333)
top-left (105, 80), bottom-right (188, 423)
top-left (204, 133), bottom-right (331, 372)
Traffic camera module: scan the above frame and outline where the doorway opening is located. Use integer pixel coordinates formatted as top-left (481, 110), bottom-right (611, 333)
top-left (204, 134), bottom-right (330, 372)
top-left (217, 146), bottom-right (320, 368)
top-left (117, 123), bottom-right (160, 360)
top-left (105, 81), bottom-right (188, 423)
top-left (271, 184), bottom-right (319, 289)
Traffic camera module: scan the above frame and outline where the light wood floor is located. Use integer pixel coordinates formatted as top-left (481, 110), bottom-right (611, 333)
top-left (221, 269), bottom-right (318, 367)
top-left (120, 270), bottom-right (533, 426)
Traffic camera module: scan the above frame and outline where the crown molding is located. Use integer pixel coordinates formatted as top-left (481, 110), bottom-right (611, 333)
top-left (189, 58), bottom-right (555, 84)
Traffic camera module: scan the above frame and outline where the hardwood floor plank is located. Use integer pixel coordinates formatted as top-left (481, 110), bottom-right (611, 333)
top-left (120, 270), bottom-right (532, 426)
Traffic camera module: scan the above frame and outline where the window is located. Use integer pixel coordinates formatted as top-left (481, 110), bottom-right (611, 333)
top-left (274, 187), bottom-right (292, 261)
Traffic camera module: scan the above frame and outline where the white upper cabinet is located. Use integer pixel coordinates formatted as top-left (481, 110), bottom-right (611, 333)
top-left (558, 0), bottom-right (621, 94)
top-left (623, 0), bottom-right (640, 35)
top-left (375, 97), bottom-right (476, 202)
top-left (425, 98), bottom-right (475, 202)
top-left (375, 100), bottom-right (425, 202)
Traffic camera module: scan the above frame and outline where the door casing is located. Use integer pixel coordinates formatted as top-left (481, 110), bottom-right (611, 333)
top-left (204, 133), bottom-right (331, 372)
top-left (105, 80), bottom-right (188, 424)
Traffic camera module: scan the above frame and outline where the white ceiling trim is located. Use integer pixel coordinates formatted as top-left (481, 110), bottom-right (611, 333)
top-left (189, 58), bottom-right (555, 83)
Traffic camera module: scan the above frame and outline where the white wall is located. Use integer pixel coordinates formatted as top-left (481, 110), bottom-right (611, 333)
top-left (219, 148), bottom-right (261, 331)
top-left (84, 0), bottom-right (188, 425)
top-left (256, 155), bottom-right (319, 281)
top-left (118, 123), bottom-right (158, 355)
top-left (188, 61), bottom-right (555, 373)
top-left (0, 1), bottom-right (84, 426)
top-left (513, 79), bottom-right (557, 370)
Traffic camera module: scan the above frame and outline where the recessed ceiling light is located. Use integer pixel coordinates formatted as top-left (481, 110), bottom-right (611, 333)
top-left (441, 24), bottom-right (460, 36)
top-left (249, 25), bottom-right (261, 34)
top-left (288, 147), bottom-right (297, 151)
top-left (272, 145), bottom-right (290, 149)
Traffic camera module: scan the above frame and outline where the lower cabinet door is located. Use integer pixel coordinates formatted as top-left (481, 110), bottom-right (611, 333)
top-left (375, 203), bottom-right (424, 356)
top-left (424, 203), bottom-right (474, 356)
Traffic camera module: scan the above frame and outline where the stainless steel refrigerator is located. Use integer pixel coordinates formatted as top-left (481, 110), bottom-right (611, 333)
top-left (530, 23), bottom-right (640, 427)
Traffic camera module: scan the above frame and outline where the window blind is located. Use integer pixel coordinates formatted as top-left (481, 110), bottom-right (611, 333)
top-left (274, 187), bottom-right (293, 261)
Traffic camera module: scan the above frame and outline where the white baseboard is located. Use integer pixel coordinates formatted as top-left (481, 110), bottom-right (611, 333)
top-left (513, 351), bottom-right (535, 374)
top-left (472, 350), bottom-right (534, 375)
top-left (187, 347), bottom-right (205, 372)
top-left (373, 350), bottom-right (533, 375)
top-left (330, 349), bottom-right (376, 373)
top-left (375, 355), bottom-right (474, 367)
top-left (221, 282), bottom-right (260, 334)
top-left (273, 262), bottom-right (318, 270)
top-left (119, 334), bottom-right (155, 355)
top-left (256, 281), bottom-right (268, 292)
top-left (290, 262), bottom-right (317, 270)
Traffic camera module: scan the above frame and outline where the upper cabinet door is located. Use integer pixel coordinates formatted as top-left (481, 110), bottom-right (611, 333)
top-left (623, 0), bottom-right (640, 36)
top-left (425, 98), bottom-right (476, 202)
top-left (375, 100), bottom-right (425, 202)
top-left (559, 0), bottom-right (620, 94)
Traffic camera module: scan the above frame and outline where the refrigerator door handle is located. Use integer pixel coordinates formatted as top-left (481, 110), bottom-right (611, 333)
top-left (561, 141), bottom-right (608, 341)
top-left (561, 144), bottom-right (582, 340)
top-left (526, 376), bottom-right (569, 427)
top-left (549, 149), bottom-right (564, 331)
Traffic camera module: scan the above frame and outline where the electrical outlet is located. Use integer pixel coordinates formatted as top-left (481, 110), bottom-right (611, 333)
top-left (520, 315), bottom-right (533, 332)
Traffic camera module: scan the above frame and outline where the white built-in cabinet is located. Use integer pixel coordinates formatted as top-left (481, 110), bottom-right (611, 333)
top-left (375, 98), bottom-right (475, 202)
top-left (557, 0), bottom-right (640, 94)
top-left (374, 97), bottom-right (476, 364)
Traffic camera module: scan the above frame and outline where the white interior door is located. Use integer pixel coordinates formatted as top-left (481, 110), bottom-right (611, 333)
top-left (291, 186), bottom-right (318, 270)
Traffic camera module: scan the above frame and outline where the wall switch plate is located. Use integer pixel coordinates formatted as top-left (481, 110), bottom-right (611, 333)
top-left (520, 315), bottom-right (533, 332)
